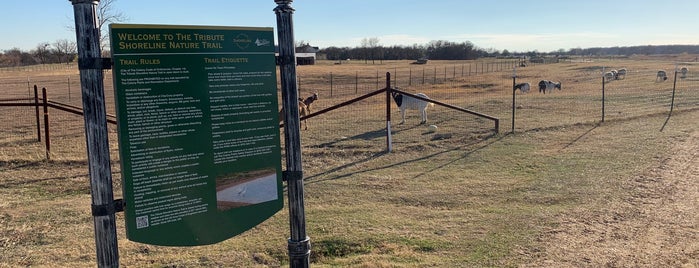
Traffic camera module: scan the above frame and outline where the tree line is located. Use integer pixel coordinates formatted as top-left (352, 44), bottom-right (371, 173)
top-left (4, 39), bottom-right (699, 68)
top-left (0, 40), bottom-right (77, 67)
top-left (322, 42), bottom-right (699, 62)
top-left (0, 0), bottom-right (125, 68)
top-left (322, 40), bottom-right (492, 62)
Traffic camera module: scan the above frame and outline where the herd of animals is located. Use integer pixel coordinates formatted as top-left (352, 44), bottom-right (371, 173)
top-left (281, 66), bottom-right (690, 128)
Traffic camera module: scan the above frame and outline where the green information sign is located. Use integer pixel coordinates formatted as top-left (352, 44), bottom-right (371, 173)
top-left (110, 24), bottom-right (282, 246)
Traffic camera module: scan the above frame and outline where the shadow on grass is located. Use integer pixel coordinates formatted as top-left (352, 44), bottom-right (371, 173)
top-left (311, 123), bottom-right (426, 148)
top-left (302, 132), bottom-right (504, 185)
top-left (0, 159), bottom-right (89, 187)
top-left (559, 122), bottom-right (601, 151)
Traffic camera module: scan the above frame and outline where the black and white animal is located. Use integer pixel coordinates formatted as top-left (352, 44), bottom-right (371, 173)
top-left (514, 82), bottom-right (530, 93)
top-left (538, 80), bottom-right (561, 94)
top-left (391, 91), bottom-right (434, 124)
top-left (680, 67), bottom-right (689, 79)
top-left (656, 70), bottom-right (668, 82)
top-left (615, 68), bottom-right (627, 80)
top-left (604, 71), bottom-right (616, 82)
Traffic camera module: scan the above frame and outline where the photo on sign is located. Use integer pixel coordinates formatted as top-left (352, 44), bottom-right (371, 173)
top-left (215, 168), bottom-right (278, 211)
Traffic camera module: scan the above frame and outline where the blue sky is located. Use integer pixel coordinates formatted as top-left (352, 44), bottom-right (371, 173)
top-left (3, 0), bottom-right (699, 52)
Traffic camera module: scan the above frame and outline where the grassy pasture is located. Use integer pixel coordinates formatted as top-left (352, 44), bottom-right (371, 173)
top-left (0, 57), bottom-right (697, 267)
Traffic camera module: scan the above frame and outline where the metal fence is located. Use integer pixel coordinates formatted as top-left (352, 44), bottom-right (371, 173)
top-left (1, 60), bottom-right (697, 162)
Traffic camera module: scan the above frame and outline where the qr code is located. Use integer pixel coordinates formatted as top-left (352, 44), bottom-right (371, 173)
top-left (136, 215), bottom-right (149, 229)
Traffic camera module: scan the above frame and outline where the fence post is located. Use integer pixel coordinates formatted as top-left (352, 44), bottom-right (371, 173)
top-left (376, 69), bottom-right (379, 89)
top-left (385, 72), bottom-right (392, 153)
top-left (34, 85), bottom-right (41, 142)
top-left (274, 1), bottom-right (310, 267)
top-left (422, 67), bottom-right (425, 85)
top-left (408, 68), bottom-right (412, 86)
top-left (355, 71), bottom-right (358, 94)
top-left (42, 88), bottom-right (50, 160)
top-left (68, 76), bottom-right (71, 101)
top-left (602, 74), bottom-right (606, 122)
top-left (69, 0), bottom-right (120, 267)
top-left (670, 65), bottom-right (678, 115)
top-left (511, 68), bottom-right (516, 133)
top-left (433, 67), bottom-right (436, 84)
top-left (329, 72), bottom-right (333, 97)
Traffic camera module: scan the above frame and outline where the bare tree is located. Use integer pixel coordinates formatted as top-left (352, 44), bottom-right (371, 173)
top-left (67, 0), bottom-right (127, 52)
top-left (361, 37), bottom-right (380, 64)
top-left (32, 42), bottom-right (52, 64)
top-left (53, 39), bottom-right (77, 64)
top-left (2, 48), bottom-right (23, 66)
top-left (96, 0), bottom-right (128, 52)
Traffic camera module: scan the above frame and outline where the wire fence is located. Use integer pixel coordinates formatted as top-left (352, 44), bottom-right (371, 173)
top-left (1, 60), bottom-right (697, 164)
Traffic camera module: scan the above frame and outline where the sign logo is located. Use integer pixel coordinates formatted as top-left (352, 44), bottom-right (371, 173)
top-left (232, 33), bottom-right (252, 50)
top-left (255, 38), bottom-right (271, 47)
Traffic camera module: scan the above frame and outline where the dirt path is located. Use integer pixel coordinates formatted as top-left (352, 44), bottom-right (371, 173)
top-left (526, 130), bottom-right (698, 267)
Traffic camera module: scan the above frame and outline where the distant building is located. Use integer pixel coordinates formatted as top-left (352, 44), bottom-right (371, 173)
top-left (412, 58), bottom-right (429, 64)
top-left (275, 44), bottom-right (320, 65)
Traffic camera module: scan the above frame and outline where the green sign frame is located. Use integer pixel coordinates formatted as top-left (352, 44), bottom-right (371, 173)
top-left (110, 24), bottom-right (282, 246)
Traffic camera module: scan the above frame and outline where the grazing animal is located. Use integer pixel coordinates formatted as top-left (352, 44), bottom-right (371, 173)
top-left (279, 100), bottom-right (310, 130)
top-left (299, 92), bottom-right (319, 114)
top-left (656, 70), bottom-right (668, 82)
top-left (604, 71), bottom-right (615, 82)
top-left (615, 68), bottom-right (627, 80)
top-left (514, 82), bottom-right (530, 93)
top-left (538, 80), bottom-right (561, 94)
top-left (391, 91), bottom-right (434, 124)
top-left (680, 67), bottom-right (689, 79)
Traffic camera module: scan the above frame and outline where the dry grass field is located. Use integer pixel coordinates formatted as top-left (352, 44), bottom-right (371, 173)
top-left (0, 56), bottom-right (697, 267)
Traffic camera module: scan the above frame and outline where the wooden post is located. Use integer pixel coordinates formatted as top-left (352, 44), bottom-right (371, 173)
top-left (274, 1), bottom-right (310, 267)
top-left (69, 0), bottom-right (120, 267)
top-left (42, 88), bottom-right (50, 160)
top-left (34, 85), bottom-right (41, 142)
